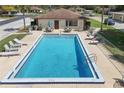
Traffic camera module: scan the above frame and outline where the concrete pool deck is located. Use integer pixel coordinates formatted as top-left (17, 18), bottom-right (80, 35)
top-left (0, 30), bottom-right (123, 88)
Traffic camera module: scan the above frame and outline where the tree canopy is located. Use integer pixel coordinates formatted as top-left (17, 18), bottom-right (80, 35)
top-left (0, 5), bottom-right (15, 11)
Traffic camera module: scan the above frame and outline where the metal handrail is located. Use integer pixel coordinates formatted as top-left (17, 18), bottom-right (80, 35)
top-left (89, 53), bottom-right (97, 64)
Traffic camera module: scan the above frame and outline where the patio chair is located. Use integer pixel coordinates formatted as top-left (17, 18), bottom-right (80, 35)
top-left (48, 27), bottom-right (52, 32)
top-left (89, 39), bottom-right (99, 45)
top-left (26, 26), bottom-right (33, 35)
top-left (4, 44), bottom-right (18, 52)
top-left (85, 35), bottom-right (95, 40)
top-left (0, 51), bottom-right (20, 57)
top-left (88, 28), bottom-right (100, 36)
top-left (64, 27), bottom-right (72, 32)
top-left (46, 27), bottom-right (53, 32)
top-left (45, 27), bottom-right (50, 32)
top-left (14, 38), bottom-right (28, 45)
top-left (51, 27), bottom-right (54, 32)
top-left (9, 41), bottom-right (21, 48)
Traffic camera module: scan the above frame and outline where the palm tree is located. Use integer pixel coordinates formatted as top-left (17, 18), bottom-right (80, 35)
top-left (21, 6), bottom-right (26, 30)
top-left (49, 5), bottom-right (52, 11)
top-left (100, 6), bottom-right (104, 31)
top-left (16, 5), bottom-right (26, 30)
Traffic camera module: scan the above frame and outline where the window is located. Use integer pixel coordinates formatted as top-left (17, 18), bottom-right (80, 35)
top-left (66, 20), bottom-right (78, 26)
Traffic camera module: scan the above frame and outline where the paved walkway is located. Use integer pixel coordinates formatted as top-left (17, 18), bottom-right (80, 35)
top-left (89, 16), bottom-right (124, 32)
top-left (0, 30), bottom-right (122, 88)
top-left (0, 17), bottom-right (30, 41)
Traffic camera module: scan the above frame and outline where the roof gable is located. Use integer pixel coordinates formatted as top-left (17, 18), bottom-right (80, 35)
top-left (35, 8), bottom-right (82, 19)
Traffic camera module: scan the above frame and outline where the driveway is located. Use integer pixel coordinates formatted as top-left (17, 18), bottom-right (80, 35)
top-left (112, 21), bottom-right (124, 32)
top-left (89, 16), bottom-right (124, 32)
top-left (0, 17), bottom-right (31, 40)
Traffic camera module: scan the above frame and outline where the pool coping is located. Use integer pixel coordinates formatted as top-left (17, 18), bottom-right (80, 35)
top-left (77, 34), bottom-right (104, 82)
top-left (1, 33), bottom-right (104, 84)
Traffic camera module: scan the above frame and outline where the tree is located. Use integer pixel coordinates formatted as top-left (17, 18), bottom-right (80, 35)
top-left (15, 5), bottom-right (31, 13)
top-left (114, 5), bottom-right (124, 11)
top-left (82, 5), bottom-right (96, 10)
top-left (16, 6), bottom-right (26, 30)
top-left (100, 6), bottom-right (104, 31)
top-left (1, 5), bottom-right (16, 16)
top-left (94, 6), bottom-right (101, 13)
top-left (1, 5), bottom-right (15, 12)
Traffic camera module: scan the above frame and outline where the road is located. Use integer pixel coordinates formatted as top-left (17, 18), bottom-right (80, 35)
top-left (0, 18), bottom-right (7, 22)
top-left (112, 22), bottom-right (124, 32)
top-left (89, 16), bottom-right (124, 32)
top-left (0, 17), bottom-right (31, 40)
top-left (0, 16), bottom-right (29, 26)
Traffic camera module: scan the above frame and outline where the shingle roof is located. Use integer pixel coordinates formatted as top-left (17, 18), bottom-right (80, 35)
top-left (35, 8), bottom-right (82, 19)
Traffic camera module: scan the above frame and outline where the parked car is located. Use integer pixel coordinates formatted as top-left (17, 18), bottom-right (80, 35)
top-left (104, 18), bottom-right (115, 25)
top-left (84, 10), bottom-right (95, 16)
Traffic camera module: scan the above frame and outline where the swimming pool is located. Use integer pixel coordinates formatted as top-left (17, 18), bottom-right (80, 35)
top-left (2, 34), bottom-right (104, 83)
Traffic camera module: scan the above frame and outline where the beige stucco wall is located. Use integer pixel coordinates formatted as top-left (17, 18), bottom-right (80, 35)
top-left (112, 13), bottom-right (124, 22)
top-left (38, 19), bottom-right (84, 29)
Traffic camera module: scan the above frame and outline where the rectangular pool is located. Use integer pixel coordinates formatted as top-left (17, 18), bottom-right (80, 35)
top-left (2, 34), bottom-right (104, 83)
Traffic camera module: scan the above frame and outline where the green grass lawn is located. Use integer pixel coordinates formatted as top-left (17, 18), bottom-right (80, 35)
top-left (99, 29), bottom-right (124, 63)
top-left (89, 19), bottom-right (113, 29)
top-left (90, 19), bottom-right (124, 48)
top-left (17, 29), bottom-right (28, 33)
top-left (89, 18), bottom-right (124, 63)
top-left (0, 34), bottom-right (26, 52)
top-left (99, 29), bottom-right (124, 51)
top-left (94, 13), bottom-right (109, 17)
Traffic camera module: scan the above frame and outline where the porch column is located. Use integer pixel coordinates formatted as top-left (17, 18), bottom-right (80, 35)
top-left (121, 14), bottom-right (124, 22)
top-left (112, 13), bottom-right (114, 19)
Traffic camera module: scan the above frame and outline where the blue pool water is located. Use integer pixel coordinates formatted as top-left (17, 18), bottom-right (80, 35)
top-left (15, 35), bottom-right (93, 78)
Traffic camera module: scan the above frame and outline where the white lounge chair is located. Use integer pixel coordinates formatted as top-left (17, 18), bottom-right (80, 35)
top-left (4, 44), bottom-right (18, 52)
top-left (90, 40), bottom-right (99, 45)
top-left (27, 27), bottom-right (33, 35)
top-left (0, 51), bottom-right (20, 56)
top-left (86, 35), bottom-right (95, 40)
top-left (9, 41), bottom-right (21, 48)
top-left (14, 38), bottom-right (28, 45)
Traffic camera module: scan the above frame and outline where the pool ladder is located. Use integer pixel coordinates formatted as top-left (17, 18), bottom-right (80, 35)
top-left (89, 53), bottom-right (97, 64)
top-left (59, 30), bottom-right (62, 35)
